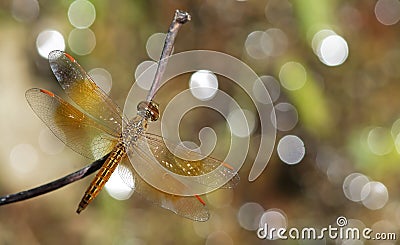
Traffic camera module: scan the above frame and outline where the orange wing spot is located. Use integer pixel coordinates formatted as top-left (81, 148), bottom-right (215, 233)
top-left (222, 162), bottom-right (234, 170)
top-left (40, 89), bottom-right (55, 97)
top-left (64, 52), bottom-right (75, 62)
top-left (195, 195), bottom-right (206, 206)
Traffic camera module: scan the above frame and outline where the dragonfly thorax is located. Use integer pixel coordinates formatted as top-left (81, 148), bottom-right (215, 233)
top-left (122, 115), bottom-right (148, 147)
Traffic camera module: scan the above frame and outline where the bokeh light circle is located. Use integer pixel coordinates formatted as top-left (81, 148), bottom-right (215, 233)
top-left (237, 202), bottom-right (264, 231)
top-left (88, 68), bottom-right (113, 94)
top-left (227, 109), bottom-right (256, 138)
top-left (253, 75), bottom-right (280, 104)
top-left (105, 171), bottom-right (135, 200)
top-left (277, 135), bottom-right (305, 165)
top-left (272, 102), bottom-right (298, 131)
top-left (12, 0), bottom-right (40, 23)
top-left (36, 30), bottom-right (65, 58)
top-left (343, 173), bottom-right (370, 202)
top-left (391, 118), bottom-right (400, 139)
top-left (189, 70), bottom-right (219, 101)
top-left (68, 28), bottom-right (96, 55)
top-left (361, 181), bottom-right (389, 210)
top-left (244, 31), bottom-right (270, 59)
top-left (279, 62), bottom-right (307, 91)
top-left (375, 0), bottom-right (400, 25)
top-left (68, 0), bottom-right (96, 29)
top-left (319, 34), bottom-right (349, 66)
top-left (259, 209), bottom-right (287, 240)
top-left (10, 144), bottom-right (38, 174)
top-left (311, 29), bottom-right (336, 55)
top-left (134, 60), bottom-right (157, 90)
top-left (264, 28), bottom-right (288, 57)
top-left (146, 33), bottom-right (167, 61)
top-left (367, 127), bottom-right (393, 156)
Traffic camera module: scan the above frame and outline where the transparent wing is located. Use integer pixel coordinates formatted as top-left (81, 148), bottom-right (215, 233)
top-left (139, 132), bottom-right (240, 189)
top-left (48, 50), bottom-right (124, 134)
top-left (118, 158), bottom-right (209, 222)
top-left (26, 88), bottom-right (118, 160)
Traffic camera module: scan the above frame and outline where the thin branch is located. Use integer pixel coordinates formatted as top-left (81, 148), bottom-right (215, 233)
top-left (0, 153), bottom-right (109, 205)
top-left (146, 10), bottom-right (191, 102)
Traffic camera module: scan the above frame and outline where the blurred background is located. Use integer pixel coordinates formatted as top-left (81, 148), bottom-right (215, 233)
top-left (1, 0), bottom-right (400, 244)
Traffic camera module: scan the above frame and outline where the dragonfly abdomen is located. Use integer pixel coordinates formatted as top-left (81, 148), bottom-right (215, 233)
top-left (76, 142), bottom-right (126, 213)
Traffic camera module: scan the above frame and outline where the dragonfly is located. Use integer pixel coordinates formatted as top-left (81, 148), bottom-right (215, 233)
top-left (25, 50), bottom-right (239, 221)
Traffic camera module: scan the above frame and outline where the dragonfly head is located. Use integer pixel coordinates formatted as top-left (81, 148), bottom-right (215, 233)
top-left (137, 101), bottom-right (159, 121)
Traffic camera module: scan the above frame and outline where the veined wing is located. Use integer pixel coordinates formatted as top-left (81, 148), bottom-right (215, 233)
top-left (48, 50), bottom-right (124, 134)
top-left (118, 158), bottom-right (209, 222)
top-left (140, 133), bottom-right (239, 189)
top-left (26, 88), bottom-right (118, 160)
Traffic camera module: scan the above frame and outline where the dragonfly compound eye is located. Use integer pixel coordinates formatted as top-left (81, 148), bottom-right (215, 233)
top-left (137, 101), bottom-right (160, 121)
